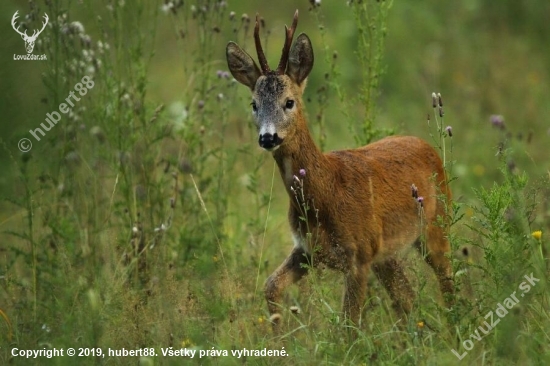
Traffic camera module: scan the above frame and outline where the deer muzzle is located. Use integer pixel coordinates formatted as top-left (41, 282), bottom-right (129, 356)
top-left (259, 133), bottom-right (283, 150)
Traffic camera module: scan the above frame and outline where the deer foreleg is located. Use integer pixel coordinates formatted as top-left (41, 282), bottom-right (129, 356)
top-left (265, 247), bottom-right (310, 330)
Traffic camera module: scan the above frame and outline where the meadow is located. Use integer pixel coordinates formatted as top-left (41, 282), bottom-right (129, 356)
top-left (1, 0), bottom-right (549, 365)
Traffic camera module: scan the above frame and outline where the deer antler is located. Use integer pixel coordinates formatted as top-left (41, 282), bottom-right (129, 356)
top-left (34, 13), bottom-right (49, 38)
top-left (11, 11), bottom-right (48, 40)
top-left (254, 14), bottom-right (270, 74)
top-left (11, 11), bottom-right (27, 37)
top-left (276, 9), bottom-right (299, 75)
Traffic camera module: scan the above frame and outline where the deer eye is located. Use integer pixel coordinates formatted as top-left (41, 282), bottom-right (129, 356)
top-left (251, 101), bottom-right (257, 112)
top-left (285, 100), bottom-right (295, 110)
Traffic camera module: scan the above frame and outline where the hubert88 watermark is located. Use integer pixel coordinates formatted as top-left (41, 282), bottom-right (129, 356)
top-left (18, 76), bottom-right (94, 152)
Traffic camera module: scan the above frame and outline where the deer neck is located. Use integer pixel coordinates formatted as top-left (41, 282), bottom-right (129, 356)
top-left (272, 119), bottom-right (333, 202)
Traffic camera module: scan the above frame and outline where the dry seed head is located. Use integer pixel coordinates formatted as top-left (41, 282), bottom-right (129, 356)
top-left (269, 313), bottom-right (281, 323)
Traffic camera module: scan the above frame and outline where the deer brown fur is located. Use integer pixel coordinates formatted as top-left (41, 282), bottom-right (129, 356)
top-left (226, 10), bottom-right (453, 330)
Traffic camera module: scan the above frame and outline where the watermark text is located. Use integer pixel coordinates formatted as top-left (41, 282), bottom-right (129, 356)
top-left (18, 75), bottom-right (94, 152)
top-left (451, 273), bottom-right (540, 360)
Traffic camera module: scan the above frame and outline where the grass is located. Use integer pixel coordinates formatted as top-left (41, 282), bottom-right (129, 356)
top-left (1, 0), bottom-right (549, 365)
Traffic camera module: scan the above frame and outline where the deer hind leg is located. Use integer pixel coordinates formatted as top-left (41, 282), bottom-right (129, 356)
top-left (372, 258), bottom-right (415, 322)
top-left (265, 247), bottom-right (310, 330)
top-left (342, 263), bottom-right (369, 327)
top-left (417, 223), bottom-right (454, 307)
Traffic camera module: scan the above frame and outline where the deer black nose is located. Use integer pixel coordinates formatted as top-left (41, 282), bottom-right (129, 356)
top-left (259, 133), bottom-right (282, 150)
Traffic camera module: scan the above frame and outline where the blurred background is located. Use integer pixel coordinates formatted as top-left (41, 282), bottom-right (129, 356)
top-left (2, 0), bottom-right (549, 190)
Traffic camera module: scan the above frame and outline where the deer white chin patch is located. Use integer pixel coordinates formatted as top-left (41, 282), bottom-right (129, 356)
top-left (264, 145), bottom-right (280, 152)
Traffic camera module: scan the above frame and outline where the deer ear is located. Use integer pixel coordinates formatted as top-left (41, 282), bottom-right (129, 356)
top-left (226, 42), bottom-right (262, 90)
top-left (286, 33), bottom-right (314, 86)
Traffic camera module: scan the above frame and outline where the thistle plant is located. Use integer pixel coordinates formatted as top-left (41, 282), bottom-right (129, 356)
top-left (290, 168), bottom-right (320, 252)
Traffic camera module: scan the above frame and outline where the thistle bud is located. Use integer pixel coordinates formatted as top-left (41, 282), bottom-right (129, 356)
top-left (411, 184), bottom-right (418, 199)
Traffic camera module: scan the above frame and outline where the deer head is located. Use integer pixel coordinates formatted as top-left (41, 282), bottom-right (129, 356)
top-left (226, 10), bottom-right (314, 151)
top-left (12, 11), bottom-right (49, 54)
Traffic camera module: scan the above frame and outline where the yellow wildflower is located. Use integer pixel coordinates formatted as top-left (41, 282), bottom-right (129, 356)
top-left (417, 321), bottom-right (424, 328)
top-left (532, 231), bottom-right (542, 240)
top-left (181, 338), bottom-right (193, 348)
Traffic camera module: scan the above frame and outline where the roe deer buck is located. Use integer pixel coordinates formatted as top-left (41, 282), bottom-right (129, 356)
top-left (226, 10), bottom-right (453, 330)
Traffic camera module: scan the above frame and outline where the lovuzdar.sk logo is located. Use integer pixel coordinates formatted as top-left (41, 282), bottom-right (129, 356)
top-left (11, 10), bottom-right (48, 60)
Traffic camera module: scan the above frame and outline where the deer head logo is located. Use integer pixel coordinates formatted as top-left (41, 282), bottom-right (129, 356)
top-left (12, 11), bottom-right (49, 54)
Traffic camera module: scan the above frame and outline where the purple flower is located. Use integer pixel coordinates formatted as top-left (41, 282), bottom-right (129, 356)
top-left (490, 115), bottom-right (505, 130)
top-left (299, 168), bottom-right (306, 177)
top-left (417, 196), bottom-right (424, 207)
top-left (445, 126), bottom-right (453, 137)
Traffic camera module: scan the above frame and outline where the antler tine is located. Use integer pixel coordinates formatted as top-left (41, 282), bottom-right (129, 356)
top-left (254, 13), bottom-right (270, 74)
top-left (276, 9), bottom-right (299, 74)
top-left (37, 13), bottom-right (49, 35)
top-left (11, 11), bottom-right (27, 36)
